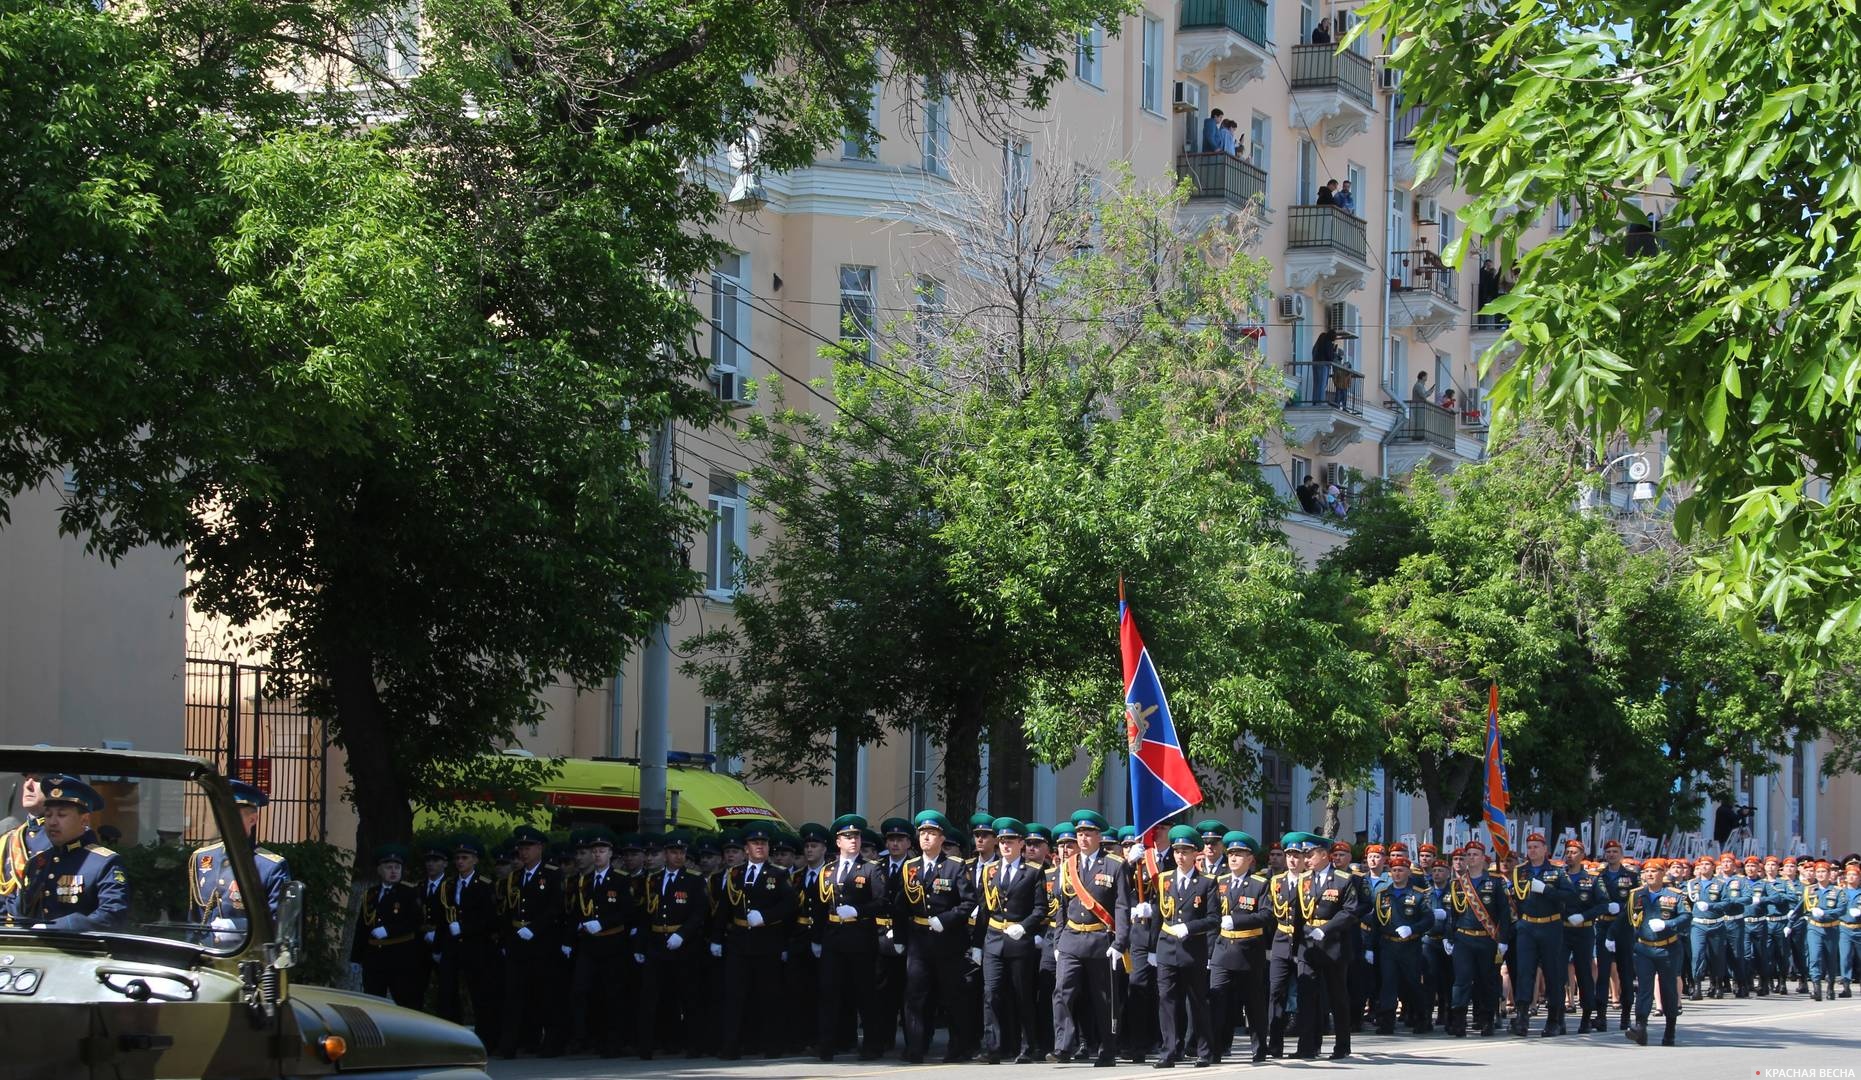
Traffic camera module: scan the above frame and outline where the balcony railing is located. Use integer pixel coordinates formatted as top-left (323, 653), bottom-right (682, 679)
top-left (1390, 249), bottom-right (1457, 305)
top-left (1179, 0), bottom-right (1271, 47)
top-left (1286, 361), bottom-right (1363, 415)
top-left (1177, 152), bottom-right (1269, 210)
top-left (1289, 44), bottom-right (1374, 107)
top-left (1395, 400), bottom-right (1457, 448)
top-left (1287, 204), bottom-right (1368, 262)
top-left (1392, 104), bottom-right (1458, 159)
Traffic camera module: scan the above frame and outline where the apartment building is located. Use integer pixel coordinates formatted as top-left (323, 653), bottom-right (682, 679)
top-left (2, 1), bottom-right (1854, 856)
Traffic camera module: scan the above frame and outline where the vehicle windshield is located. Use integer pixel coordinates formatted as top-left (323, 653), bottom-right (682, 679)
top-left (1, 755), bottom-right (259, 955)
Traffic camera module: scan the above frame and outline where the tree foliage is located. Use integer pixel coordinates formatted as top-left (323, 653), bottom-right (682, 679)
top-left (1358, 0), bottom-right (1861, 651)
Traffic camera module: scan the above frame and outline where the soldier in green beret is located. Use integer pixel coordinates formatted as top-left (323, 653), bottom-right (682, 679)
top-left (899, 810), bottom-right (976, 1063)
top-left (353, 845), bottom-right (425, 1008)
top-left (813, 814), bottom-right (886, 1061)
top-left (974, 818), bottom-right (1046, 1063)
top-left (785, 822), bottom-right (832, 1056)
top-left (570, 828), bottom-right (634, 1056)
top-left (960, 812), bottom-right (999, 1061)
top-left (1154, 824), bottom-right (1219, 1067)
top-left (718, 821), bottom-right (797, 1059)
top-left (1053, 809), bottom-right (1131, 1068)
top-left (1211, 831), bottom-right (1272, 1064)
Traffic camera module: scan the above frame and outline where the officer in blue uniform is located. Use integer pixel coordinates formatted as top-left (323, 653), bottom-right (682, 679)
top-left (1624, 858), bottom-right (1691, 1046)
top-left (1781, 857), bottom-right (1809, 992)
top-left (1593, 839), bottom-right (1637, 1030)
top-left (190, 779), bottom-right (292, 937)
top-left (1371, 849), bottom-right (1432, 1036)
top-left (8, 776), bottom-right (129, 931)
top-left (1682, 856), bottom-right (1735, 999)
top-left (1, 768), bottom-right (56, 906)
top-left (1718, 852), bottom-right (1755, 996)
top-left (1559, 839), bottom-right (1610, 1032)
top-left (1446, 839), bottom-right (1511, 1038)
top-left (1508, 832), bottom-right (1575, 1036)
top-left (1840, 858), bottom-right (1861, 996)
top-left (1803, 859), bottom-right (1843, 999)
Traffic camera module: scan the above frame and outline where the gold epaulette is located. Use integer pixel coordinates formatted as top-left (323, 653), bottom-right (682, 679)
top-left (257, 850), bottom-right (285, 864)
top-left (85, 843), bottom-right (117, 857)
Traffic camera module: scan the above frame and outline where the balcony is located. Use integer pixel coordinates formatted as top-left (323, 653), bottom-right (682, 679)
top-left (1284, 360), bottom-right (1369, 453)
top-left (1387, 248), bottom-right (1459, 341)
top-left (1177, 0), bottom-right (1274, 91)
top-left (1386, 399), bottom-right (1465, 474)
top-left (1288, 45), bottom-right (1376, 145)
top-left (1283, 204), bottom-right (1368, 298)
top-left (1392, 104), bottom-right (1456, 196)
top-left (1176, 152), bottom-right (1269, 223)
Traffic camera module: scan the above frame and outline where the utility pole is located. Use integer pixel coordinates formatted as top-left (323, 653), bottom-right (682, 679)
top-left (637, 422), bottom-right (675, 834)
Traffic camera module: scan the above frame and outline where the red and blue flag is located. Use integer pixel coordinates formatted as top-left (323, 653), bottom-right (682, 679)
top-left (1482, 683), bottom-right (1512, 861)
top-left (1121, 584), bottom-right (1203, 845)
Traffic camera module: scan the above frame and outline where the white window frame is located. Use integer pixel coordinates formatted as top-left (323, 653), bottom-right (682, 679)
top-left (704, 704), bottom-right (743, 775)
top-left (838, 264), bottom-right (878, 363)
top-left (1298, 138), bottom-right (1319, 204)
top-left (1002, 137), bottom-right (1032, 238)
top-left (922, 80), bottom-right (951, 175)
top-left (709, 252), bottom-right (750, 401)
top-left (1250, 113), bottom-right (1271, 199)
top-left (1141, 17), bottom-right (1165, 115)
top-left (1076, 23), bottom-right (1105, 87)
top-left (354, 2), bottom-right (421, 80)
top-left (842, 77), bottom-right (881, 160)
top-left (705, 475), bottom-right (748, 599)
top-left (1385, 335), bottom-right (1406, 399)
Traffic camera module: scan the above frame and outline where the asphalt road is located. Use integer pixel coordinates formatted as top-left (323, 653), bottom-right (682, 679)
top-left (489, 992), bottom-right (1861, 1079)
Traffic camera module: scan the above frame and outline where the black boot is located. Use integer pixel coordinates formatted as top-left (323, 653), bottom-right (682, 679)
top-left (1624, 1019), bottom-right (1647, 1046)
top-left (1592, 1006), bottom-right (1607, 1032)
top-left (1660, 1018), bottom-right (1676, 1047)
top-left (1796, 978), bottom-right (1809, 993)
top-left (1841, 980), bottom-right (1853, 999)
top-left (1619, 1003), bottom-right (1631, 1031)
top-left (1576, 1008), bottom-right (1592, 1035)
top-left (1813, 981), bottom-right (1823, 1001)
top-left (1539, 1006), bottom-right (1562, 1037)
top-left (1375, 1011), bottom-right (1395, 1037)
top-left (1827, 979), bottom-right (1838, 1000)
top-left (1478, 1009), bottom-right (1496, 1037)
top-left (1447, 1007), bottom-right (1466, 1038)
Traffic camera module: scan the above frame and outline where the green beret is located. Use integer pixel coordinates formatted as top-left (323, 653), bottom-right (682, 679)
top-left (1195, 819), bottom-right (1229, 840)
top-left (913, 810), bottom-right (952, 834)
top-left (641, 833), bottom-right (665, 852)
top-left (1116, 825), bottom-right (1140, 843)
top-left (1281, 831), bottom-right (1328, 852)
top-left (969, 812), bottom-right (996, 834)
top-left (1168, 824), bottom-right (1201, 848)
top-left (374, 843), bottom-right (409, 865)
top-left (662, 830), bottom-right (690, 851)
top-left (424, 842), bottom-right (453, 860)
top-left (1052, 823), bottom-right (1077, 842)
top-left (584, 826), bottom-right (617, 849)
top-left (1026, 823), bottom-right (1052, 842)
top-left (616, 832), bottom-right (643, 852)
top-left (992, 817), bottom-right (1026, 838)
top-left (740, 822), bottom-right (777, 843)
top-left (881, 817), bottom-right (912, 838)
top-left (1224, 830), bottom-right (1262, 857)
top-left (773, 831), bottom-right (800, 853)
top-left (1070, 809), bottom-right (1109, 831)
top-left (831, 813), bottom-right (868, 835)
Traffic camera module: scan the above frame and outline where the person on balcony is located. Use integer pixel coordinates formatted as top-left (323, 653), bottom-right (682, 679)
top-left (1336, 181), bottom-right (1356, 214)
top-left (1222, 119), bottom-right (1243, 157)
top-left (1438, 389), bottom-right (1458, 413)
top-left (1296, 476), bottom-right (1324, 515)
top-left (1315, 180), bottom-right (1336, 206)
top-left (1411, 371), bottom-right (1431, 405)
top-left (1310, 18), bottom-right (1331, 43)
top-left (1311, 330), bottom-right (1341, 403)
top-left (1201, 108), bottom-right (1225, 154)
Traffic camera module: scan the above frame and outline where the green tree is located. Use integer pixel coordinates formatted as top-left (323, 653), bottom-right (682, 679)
top-left (1, 0), bottom-right (1136, 860)
top-left (687, 171), bottom-right (1381, 824)
top-left (1357, 0), bottom-right (1861, 649)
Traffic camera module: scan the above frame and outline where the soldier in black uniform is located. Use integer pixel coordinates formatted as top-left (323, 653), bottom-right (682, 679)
top-left (1023, 823), bottom-right (1055, 1061)
top-left (6, 777), bottom-right (128, 931)
top-left (638, 830), bottom-right (708, 1058)
top-left (899, 809), bottom-right (976, 1063)
top-left (571, 827), bottom-right (634, 1056)
top-left (495, 825), bottom-right (562, 1058)
top-left (811, 814), bottom-right (886, 1061)
top-left (1292, 831), bottom-right (1366, 1060)
top-left (961, 813), bottom-right (999, 1061)
top-left (435, 834), bottom-right (501, 1051)
top-left (1053, 809), bottom-right (1130, 1069)
top-left (1211, 830), bottom-right (1272, 1064)
top-left (1264, 832), bottom-right (1312, 1058)
top-left (1119, 825), bottom-right (1161, 1063)
top-left (874, 816), bottom-right (914, 1056)
top-left (416, 842), bottom-right (451, 1007)
top-left (718, 821), bottom-right (797, 1059)
top-left (1153, 824), bottom-right (1219, 1067)
top-left (973, 817), bottom-right (1046, 1064)
top-left (352, 844), bottom-right (425, 1007)
top-left (785, 822), bottom-right (830, 1056)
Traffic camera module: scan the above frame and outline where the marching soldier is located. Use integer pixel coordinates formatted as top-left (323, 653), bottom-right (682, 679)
top-left (435, 834), bottom-right (502, 1052)
top-left (974, 817), bottom-right (1046, 1063)
top-left (1447, 839), bottom-right (1512, 1038)
top-left (638, 831), bottom-right (708, 1059)
top-left (874, 816), bottom-right (914, 1056)
top-left (1804, 858), bottom-right (1843, 1000)
top-left (1119, 824), bottom-right (1160, 1063)
top-left (1719, 852), bottom-right (1754, 996)
top-left (1559, 839), bottom-right (1609, 1032)
top-left (1046, 823), bottom-right (1084, 1061)
top-left (898, 810), bottom-right (975, 1063)
top-left (1053, 809), bottom-right (1129, 1069)
top-left (1594, 838), bottom-right (1637, 1030)
top-left (1423, 857), bottom-right (1453, 1030)
top-left (190, 780), bottom-right (291, 937)
top-left (6, 776), bottom-right (128, 931)
top-left (1781, 856), bottom-right (1808, 992)
top-left (1840, 858), bottom-right (1861, 996)
top-left (1264, 833), bottom-right (1313, 1059)
top-left (960, 813), bottom-right (998, 1061)
top-left (495, 825), bottom-right (562, 1058)
top-left (1024, 822), bottom-right (1056, 1060)
top-left (1372, 849), bottom-right (1432, 1035)
top-left (1195, 819), bottom-right (1226, 876)
top-left (1683, 855), bottom-right (1734, 999)
top-left (1624, 858), bottom-right (1691, 1046)
top-left (1209, 831), bottom-right (1271, 1064)
top-left (569, 828), bottom-right (632, 1055)
top-left (1755, 854), bottom-right (1787, 994)
top-left (717, 821), bottom-right (795, 1058)
top-left (785, 822), bottom-right (830, 1056)
top-left (1508, 832), bottom-right (1574, 1036)
top-left (417, 841), bottom-right (451, 1006)
top-left (1740, 854), bottom-right (1772, 996)
top-left (1152, 824), bottom-right (1217, 1068)
top-left (1291, 832), bottom-right (1365, 1060)
top-left (812, 815), bottom-right (885, 1061)
top-left (351, 844), bottom-right (425, 1007)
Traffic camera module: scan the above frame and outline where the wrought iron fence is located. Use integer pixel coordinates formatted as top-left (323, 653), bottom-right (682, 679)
top-left (1176, 152), bottom-right (1269, 209)
top-left (1179, 0), bottom-right (1270, 45)
top-left (1287, 204), bottom-right (1368, 261)
top-left (1289, 44), bottom-right (1374, 106)
top-left (183, 657), bottom-right (328, 845)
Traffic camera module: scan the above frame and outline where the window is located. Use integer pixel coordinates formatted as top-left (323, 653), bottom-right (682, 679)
top-left (1346, 162), bottom-right (1366, 215)
top-left (1790, 744), bottom-right (1806, 839)
top-left (1554, 198), bottom-right (1576, 231)
top-left (1335, 301), bottom-right (1361, 371)
top-left (1250, 113), bottom-right (1271, 197)
top-left (1292, 455), bottom-right (1313, 488)
top-left (354, 3), bottom-right (421, 80)
top-left (908, 723), bottom-right (934, 814)
top-left (1002, 137), bottom-right (1032, 233)
top-left (1260, 751), bottom-right (1293, 843)
top-left (1180, 79), bottom-right (1208, 151)
top-left (706, 473), bottom-right (747, 597)
top-left (913, 275), bottom-right (947, 353)
top-left (1390, 187), bottom-right (1411, 252)
top-left (1435, 352), bottom-right (1453, 401)
top-left (709, 253), bottom-right (748, 401)
top-left (1386, 335), bottom-right (1406, 398)
top-left (1298, 138), bottom-right (1319, 203)
top-left (1292, 307), bottom-right (1311, 377)
top-left (1075, 23), bottom-right (1104, 86)
top-left (1438, 202), bottom-right (1457, 252)
top-left (1141, 17), bottom-right (1164, 114)
top-left (922, 80), bottom-right (951, 175)
top-left (1299, 0), bottom-right (1318, 42)
top-left (842, 78), bottom-right (881, 160)
top-left (1341, 8), bottom-right (1369, 55)
top-left (704, 704), bottom-right (743, 775)
top-left (838, 264), bottom-right (877, 362)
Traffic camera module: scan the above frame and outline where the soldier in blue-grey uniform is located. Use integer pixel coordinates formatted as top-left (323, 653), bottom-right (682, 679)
top-left (7, 775), bottom-right (129, 931)
top-left (1559, 839), bottom-right (1610, 1032)
top-left (1682, 856), bottom-right (1735, 999)
top-left (1593, 839), bottom-right (1638, 1030)
top-left (1446, 839), bottom-right (1512, 1038)
top-left (1, 766), bottom-right (56, 905)
top-left (1508, 832), bottom-right (1574, 1036)
top-left (1371, 849), bottom-right (1433, 1036)
top-left (1624, 858), bottom-right (1691, 1047)
top-left (190, 779), bottom-right (292, 937)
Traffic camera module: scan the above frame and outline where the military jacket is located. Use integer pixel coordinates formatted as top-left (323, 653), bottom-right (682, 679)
top-left (574, 866), bottom-right (637, 943)
top-left (191, 840), bottom-right (291, 927)
top-left (900, 851), bottom-right (975, 939)
top-left (1683, 876), bottom-right (1737, 922)
top-left (1630, 886), bottom-right (1691, 954)
top-left (1151, 867), bottom-right (1218, 968)
top-left (436, 871), bottom-right (499, 945)
top-left (719, 861), bottom-right (796, 956)
top-left (351, 880), bottom-right (423, 961)
top-left (1054, 849), bottom-right (1130, 956)
top-left (1805, 883), bottom-right (1845, 926)
top-left (498, 862), bottom-right (563, 948)
top-left (641, 866), bottom-right (708, 948)
top-left (1448, 873), bottom-right (1514, 942)
top-left (1564, 864), bottom-right (1609, 926)
top-left (11, 830), bottom-right (128, 932)
top-left (1596, 864), bottom-right (1637, 927)
top-left (0, 815), bottom-right (51, 903)
top-left (1212, 871), bottom-right (1272, 971)
top-left (974, 857), bottom-right (1046, 957)
top-left (1509, 860), bottom-right (1575, 920)
top-left (1722, 874), bottom-right (1757, 922)
top-left (1372, 881), bottom-right (1433, 943)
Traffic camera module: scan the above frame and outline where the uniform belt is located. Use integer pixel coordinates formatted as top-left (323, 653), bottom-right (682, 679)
top-left (591, 926), bottom-right (627, 937)
top-left (1220, 928), bottom-right (1264, 940)
top-left (1382, 933), bottom-right (1419, 943)
top-left (1457, 926), bottom-right (1493, 937)
top-left (1521, 913), bottom-right (1562, 924)
top-left (912, 916), bottom-right (935, 926)
top-left (1695, 917), bottom-right (1723, 926)
top-left (651, 924), bottom-right (684, 934)
top-left (874, 917), bottom-right (893, 928)
top-left (367, 933), bottom-right (416, 947)
top-left (1808, 919), bottom-right (1838, 929)
top-left (1596, 914), bottom-right (1618, 922)
top-left (1642, 934), bottom-right (1677, 948)
top-left (988, 918), bottom-right (1021, 931)
top-left (827, 914), bottom-right (862, 924)
top-left (1276, 923), bottom-right (1296, 935)
top-left (1066, 920), bottom-right (1109, 932)
top-left (796, 916), bottom-right (814, 926)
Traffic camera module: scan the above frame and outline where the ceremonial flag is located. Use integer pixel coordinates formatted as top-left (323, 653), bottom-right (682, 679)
top-left (1121, 582), bottom-right (1203, 845)
top-left (1482, 683), bottom-right (1512, 861)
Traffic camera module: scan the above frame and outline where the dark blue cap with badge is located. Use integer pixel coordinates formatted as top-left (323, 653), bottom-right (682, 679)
top-left (1070, 809), bottom-right (1109, 832)
top-left (375, 843), bottom-right (410, 865)
top-left (454, 833), bottom-right (487, 858)
top-left (741, 821), bottom-right (778, 843)
top-left (881, 817), bottom-right (912, 838)
top-left (39, 775), bottom-right (105, 813)
top-left (510, 824), bottom-right (548, 847)
top-left (799, 821), bottom-right (831, 846)
top-left (229, 779), bottom-right (269, 809)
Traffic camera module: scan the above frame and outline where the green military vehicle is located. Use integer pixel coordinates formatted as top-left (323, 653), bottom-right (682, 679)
top-left (0, 745), bottom-right (488, 1079)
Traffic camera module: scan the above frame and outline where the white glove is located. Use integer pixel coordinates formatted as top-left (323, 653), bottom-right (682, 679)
top-left (968, 947), bottom-right (983, 964)
top-left (370, 926), bottom-right (388, 940)
top-left (1697, 902), bottom-right (1711, 913)
top-left (835, 904), bottom-right (859, 920)
top-left (1529, 879), bottom-right (1546, 894)
top-left (561, 945), bottom-right (572, 958)
top-left (1221, 915), bottom-right (1235, 931)
top-left (1497, 943), bottom-right (1509, 957)
top-left (516, 926), bottom-right (534, 941)
top-left (1604, 939), bottom-right (1616, 953)
top-left (1433, 907), bottom-right (1447, 921)
top-left (928, 915), bottom-right (944, 932)
top-left (1566, 914), bottom-right (1584, 927)
top-left (1396, 925), bottom-right (1413, 940)
top-left (666, 932), bottom-right (684, 951)
top-left (746, 909), bottom-right (765, 928)
top-left (1309, 927), bottom-right (1325, 942)
top-left (581, 920), bottom-right (602, 935)
top-left (884, 928), bottom-right (894, 943)
top-left (1648, 918), bottom-right (1666, 933)
top-left (424, 930), bottom-right (435, 944)
top-left (1033, 934), bottom-right (1044, 947)
top-left (1784, 926), bottom-right (1793, 938)
top-left (710, 943), bottom-right (723, 958)
top-left (1850, 907), bottom-right (1861, 919)
top-left (810, 943), bottom-right (823, 958)
top-left (1148, 952), bottom-right (1160, 968)
top-left (1003, 922), bottom-right (1026, 941)
top-left (893, 941), bottom-right (905, 955)
top-left (1811, 907), bottom-right (1825, 919)
top-left (210, 917), bottom-right (236, 931)
top-left (1165, 923), bottom-right (1189, 939)
top-left (1607, 902), bottom-right (1621, 915)
top-left (431, 952), bottom-right (442, 964)
top-left (1363, 950), bottom-right (1375, 964)
top-left (1133, 902), bottom-right (1155, 920)
top-left (1443, 940), bottom-right (1455, 956)
top-left (634, 953), bottom-right (646, 964)
top-left (1107, 946), bottom-right (1123, 963)
top-left (448, 920), bottom-right (462, 937)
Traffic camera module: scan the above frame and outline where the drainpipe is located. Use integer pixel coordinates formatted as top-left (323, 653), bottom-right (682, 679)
top-left (1379, 88), bottom-right (1398, 480)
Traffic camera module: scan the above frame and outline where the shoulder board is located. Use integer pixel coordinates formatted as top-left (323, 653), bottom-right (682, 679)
top-left (85, 843), bottom-right (117, 858)
top-left (1105, 853), bottom-right (1125, 863)
top-left (256, 850), bottom-right (285, 863)
top-left (1349, 869), bottom-right (1365, 877)
top-left (197, 841), bottom-right (225, 853)
top-left (1250, 872), bottom-right (1269, 884)
top-left (1044, 864), bottom-right (1060, 876)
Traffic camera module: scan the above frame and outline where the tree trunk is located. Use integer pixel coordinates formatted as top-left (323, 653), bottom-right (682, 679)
top-left (329, 643), bottom-right (413, 877)
top-left (940, 686), bottom-right (986, 831)
top-left (1419, 753), bottom-right (1479, 849)
top-left (1321, 779), bottom-right (1343, 841)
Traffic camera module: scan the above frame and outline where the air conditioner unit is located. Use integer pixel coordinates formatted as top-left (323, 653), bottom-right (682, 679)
top-left (1416, 195), bottom-right (1441, 224)
top-left (1278, 292), bottom-right (1307, 320)
top-left (1377, 60), bottom-right (1401, 93)
top-left (1173, 80), bottom-right (1196, 113)
top-left (1326, 301), bottom-right (1353, 332)
top-left (710, 368), bottom-right (741, 402)
top-left (1324, 462), bottom-right (1349, 489)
